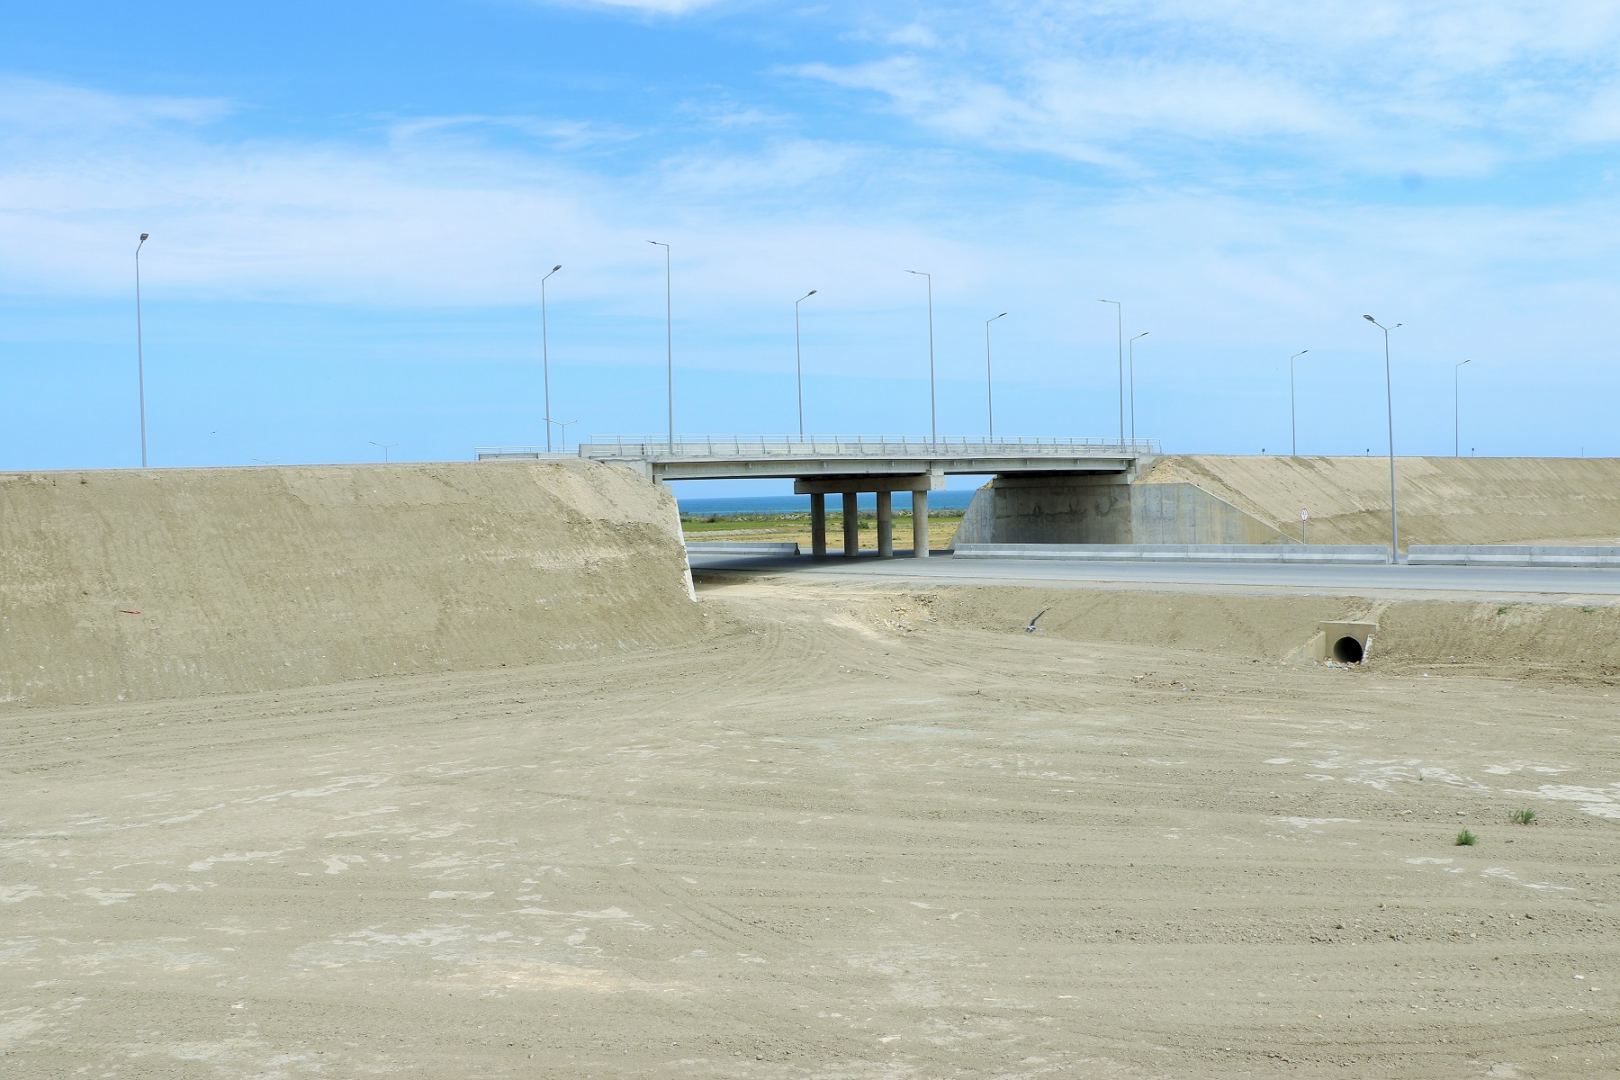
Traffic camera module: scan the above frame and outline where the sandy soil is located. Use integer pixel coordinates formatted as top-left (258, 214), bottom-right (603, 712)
top-left (0, 461), bottom-right (699, 707)
top-left (1137, 455), bottom-right (1620, 547)
top-left (4, 577), bottom-right (1618, 1079)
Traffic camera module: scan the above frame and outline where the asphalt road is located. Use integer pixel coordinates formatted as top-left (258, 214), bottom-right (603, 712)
top-left (688, 550), bottom-right (1620, 600)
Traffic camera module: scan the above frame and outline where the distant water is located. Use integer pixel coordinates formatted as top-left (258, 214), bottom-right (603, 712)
top-left (679, 490), bottom-right (978, 515)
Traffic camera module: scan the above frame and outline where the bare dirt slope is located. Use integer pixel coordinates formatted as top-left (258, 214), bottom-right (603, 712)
top-left (1139, 455), bottom-right (1620, 546)
top-left (3, 577), bottom-right (1617, 1079)
top-left (0, 461), bottom-right (697, 707)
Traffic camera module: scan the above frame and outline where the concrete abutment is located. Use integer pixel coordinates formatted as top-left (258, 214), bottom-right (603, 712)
top-left (955, 471), bottom-right (1284, 547)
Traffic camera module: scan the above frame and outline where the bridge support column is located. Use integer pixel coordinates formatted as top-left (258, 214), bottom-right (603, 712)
top-left (842, 491), bottom-right (860, 556)
top-left (912, 489), bottom-right (929, 558)
top-left (876, 491), bottom-right (893, 557)
top-left (809, 493), bottom-right (826, 557)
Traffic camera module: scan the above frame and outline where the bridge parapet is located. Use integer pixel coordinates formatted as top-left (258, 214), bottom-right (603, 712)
top-left (573, 434), bottom-right (1155, 460)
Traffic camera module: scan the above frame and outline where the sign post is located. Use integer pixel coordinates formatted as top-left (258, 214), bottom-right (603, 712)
top-left (1299, 507), bottom-right (1309, 545)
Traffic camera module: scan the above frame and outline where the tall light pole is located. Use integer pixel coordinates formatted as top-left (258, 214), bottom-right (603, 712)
top-left (541, 264), bottom-right (562, 452)
top-left (369, 440), bottom-right (398, 463)
top-left (1128, 331), bottom-right (1149, 444)
top-left (985, 312), bottom-right (1007, 440)
top-left (649, 241), bottom-right (672, 451)
top-left (135, 232), bottom-right (150, 467)
top-left (1454, 358), bottom-right (1471, 458)
top-left (1098, 299), bottom-right (1123, 446)
top-left (794, 289), bottom-right (817, 439)
top-left (1363, 315), bottom-right (1403, 563)
top-left (1289, 348), bottom-right (1309, 456)
top-left (905, 270), bottom-right (936, 443)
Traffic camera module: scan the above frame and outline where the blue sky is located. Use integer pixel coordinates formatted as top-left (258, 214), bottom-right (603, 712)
top-left (4, 1), bottom-right (1620, 492)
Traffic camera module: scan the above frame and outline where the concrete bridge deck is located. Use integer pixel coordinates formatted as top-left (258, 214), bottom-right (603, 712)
top-left (477, 435), bottom-right (1153, 559)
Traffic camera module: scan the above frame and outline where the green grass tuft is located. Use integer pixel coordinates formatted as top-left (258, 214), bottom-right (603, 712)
top-left (1510, 808), bottom-right (1537, 825)
top-left (1455, 828), bottom-right (1478, 846)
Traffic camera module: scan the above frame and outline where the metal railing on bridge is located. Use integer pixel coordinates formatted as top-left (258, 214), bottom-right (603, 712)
top-left (475, 435), bottom-right (1158, 462)
top-left (586, 435), bottom-right (1155, 457)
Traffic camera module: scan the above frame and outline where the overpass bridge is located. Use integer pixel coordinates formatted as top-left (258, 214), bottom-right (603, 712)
top-left (476, 435), bottom-right (1155, 558)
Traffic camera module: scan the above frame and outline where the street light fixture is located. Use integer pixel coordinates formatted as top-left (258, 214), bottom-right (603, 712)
top-left (135, 232), bottom-right (150, 467)
top-left (649, 241), bottom-right (673, 451)
top-left (904, 270), bottom-right (937, 444)
top-left (544, 417), bottom-right (579, 451)
top-left (1289, 348), bottom-right (1309, 456)
top-left (795, 289), bottom-right (817, 439)
top-left (369, 440), bottom-right (398, 463)
top-left (1363, 314), bottom-right (1404, 564)
top-left (541, 264), bottom-right (562, 452)
top-left (985, 312), bottom-right (1007, 440)
top-left (1098, 299), bottom-right (1124, 447)
top-left (1128, 331), bottom-right (1149, 444)
top-left (1454, 358), bottom-right (1472, 458)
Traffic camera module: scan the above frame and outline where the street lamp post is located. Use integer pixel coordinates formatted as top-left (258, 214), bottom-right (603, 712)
top-left (795, 289), bottom-right (817, 439)
top-left (1128, 331), bottom-right (1149, 444)
top-left (135, 232), bottom-right (150, 467)
top-left (1363, 315), bottom-right (1404, 564)
top-left (985, 312), bottom-right (1007, 440)
top-left (1454, 358), bottom-right (1472, 458)
top-left (541, 264), bottom-right (562, 452)
top-left (545, 417), bottom-right (578, 451)
top-left (369, 440), bottom-right (398, 463)
top-left (1289, 348), bottom-right (1309, 456)
top-left (1098, 299), bottom-right (1123, 447)
top-left (649, 241), bottom-right (673, 451)
top-left (905, 270), bottom-right (936, 444)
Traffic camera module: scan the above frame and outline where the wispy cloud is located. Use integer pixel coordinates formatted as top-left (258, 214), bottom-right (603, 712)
top-left (0, 75), bottom-right (233, 132)
top-left (795, 1), bottom-right (1620, 178)
top-left (544, 0), bottom-right (724, 15)
top-left (386, 113), bottom-right (637, 152)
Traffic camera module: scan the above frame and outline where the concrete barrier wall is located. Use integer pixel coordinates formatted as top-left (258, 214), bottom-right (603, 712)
top-left (685, 541), bottom-right (801, 556)
top-left (1408, 545), bottom-right (1620, 567)
top-left (954, 543), bottom-right (1389, 564)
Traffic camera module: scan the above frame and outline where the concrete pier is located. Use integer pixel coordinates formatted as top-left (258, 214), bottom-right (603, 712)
top-left (809, 492), bottom-right (827, 557)
top-left (912, 489), bottom-right (929, 558)
top-left (876, 491), bottom-right (893, 557)
top-left (793, 470), bottom-right (948, 560)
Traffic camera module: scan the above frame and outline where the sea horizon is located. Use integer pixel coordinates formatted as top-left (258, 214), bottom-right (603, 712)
top-left (677, 490), bottom-right (978, 516)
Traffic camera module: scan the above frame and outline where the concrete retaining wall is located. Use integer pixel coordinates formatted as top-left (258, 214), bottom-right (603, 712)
top-left (954, 476), bottom-right (1283, 546)
top-left (1408, 545), bottom-right (1620, 567)
top-left (954, 543), bottom-right (1388, 564)
top-left (685, 541), bottom-right (801, 556)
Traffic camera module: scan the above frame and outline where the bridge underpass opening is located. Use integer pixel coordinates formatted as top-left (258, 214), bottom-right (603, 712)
top-left (667, 476), bottom-right (990, 558)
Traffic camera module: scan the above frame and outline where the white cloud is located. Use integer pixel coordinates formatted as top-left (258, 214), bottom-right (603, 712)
top-left (549, 0), bottom-right (722, 14)
top-left (0, 75), bottom-right (232, 133)
top-left (797, 1), bottom-right (1620, 177)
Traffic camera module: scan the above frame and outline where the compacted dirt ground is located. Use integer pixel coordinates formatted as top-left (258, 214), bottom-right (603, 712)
top-left (3, 577), bottom-right (1618, 1078)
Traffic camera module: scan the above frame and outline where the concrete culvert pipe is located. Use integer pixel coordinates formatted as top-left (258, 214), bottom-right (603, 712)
top-left (1332, 636), bottom-right (1365, 664)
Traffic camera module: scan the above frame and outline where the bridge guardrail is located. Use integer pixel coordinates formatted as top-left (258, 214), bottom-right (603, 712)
top-left (953, 543), bottom-right (1389, 564)
top-left (573, 435), bottom-right (1157, 458)
top-left (1407, 545), bottom-right (1620, 567)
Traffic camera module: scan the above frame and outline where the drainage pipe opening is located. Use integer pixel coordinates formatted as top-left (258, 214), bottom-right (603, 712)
top-left (1331, 636), bottom-right (1365, 664)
